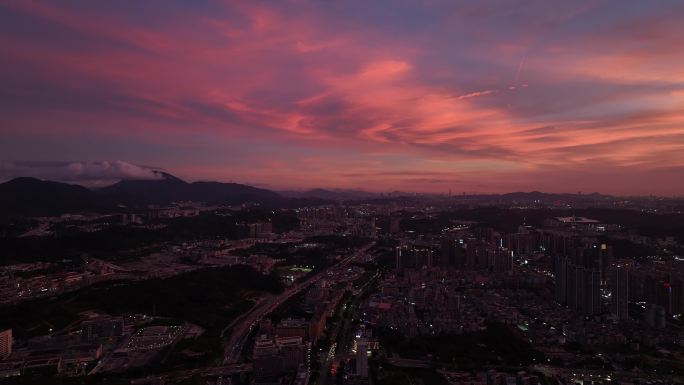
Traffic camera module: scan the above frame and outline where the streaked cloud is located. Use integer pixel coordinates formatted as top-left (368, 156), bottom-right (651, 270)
top-left (1, 0), bottom-right (683, 194)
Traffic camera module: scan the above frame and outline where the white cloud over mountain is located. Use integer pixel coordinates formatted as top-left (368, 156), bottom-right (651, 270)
top-left (0, 160), bottom-right (164, 187)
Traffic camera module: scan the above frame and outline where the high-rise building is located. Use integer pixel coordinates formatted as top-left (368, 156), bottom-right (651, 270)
top-left (644, 304), bottom-right (667, 329)
top-left (581, 268), bottom-right (601, 316)
top-left (0, 329), bottom-right (11, 359)
top-left (416, 247), bottom-right (433, 269)
top-left (492, 250), bottom-right (513, 273)
top-left (389, 217), bottom-right (401, 234)
top-left (611, 266), bottom-right (629, 320)
top-left (440, 237), bottom-right (465, 268)
top-left (553, 255), bottom-right (568, 304)
top-left (598, 243), bottom-right (613, 281)
top-left (566, 264), bottom-right (581, 309)
top-left (629, 267), bottom-right (684, 315)
top-left (439, 237), bottom-right (453, 268)
top-left (356, 338), bottom-right (368, 378)
top-left (396, 245), bottom-right (407, 270)
top-left (395, 244), bottom-right (434, 270)
top-left (554, 257), bottom-right (601, 316)
top-left (465, 240), bottom-right (479, 269)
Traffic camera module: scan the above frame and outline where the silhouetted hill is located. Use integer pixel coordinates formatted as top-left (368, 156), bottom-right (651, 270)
top-left (188, 181), bottom-right (283, 205)
top-left (0, 173), bottom-right (286, 218)
top-left (279, 188), bottom-right (379, 201)
top-left (500, 191), bottom-right (613, 202)
top-left (99, 172), bottom-right (190, 204)
top-left (100, 174), bottom-right (283, 206)
top-left (0, 177), bottom-right (102, 218)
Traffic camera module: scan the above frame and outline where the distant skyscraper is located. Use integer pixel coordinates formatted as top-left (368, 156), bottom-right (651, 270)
top-left (611, 266), bottom-right (629, 320)
top-left (356, 338), bottom-right (368, 378)
top-left (0, 329), bottom-right (11, 359)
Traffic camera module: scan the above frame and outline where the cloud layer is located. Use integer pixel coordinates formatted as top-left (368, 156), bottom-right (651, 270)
top-left (0, 161), bottom-right (164, 187)
top-left (1, 1), bottom-right (683, 194)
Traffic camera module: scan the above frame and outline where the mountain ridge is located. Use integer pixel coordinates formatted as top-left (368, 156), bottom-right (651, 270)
top-left (0, 174), bottom-right (620, 219)
top-left (0, 174), bottom-right (285, 218)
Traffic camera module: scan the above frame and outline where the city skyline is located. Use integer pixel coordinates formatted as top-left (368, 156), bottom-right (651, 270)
top-left (1, 160), bottom-right (683, 198)
top-left (2, 2), bottom-right (684, 384)
top-left (2, 1), bottom-right (684, 194)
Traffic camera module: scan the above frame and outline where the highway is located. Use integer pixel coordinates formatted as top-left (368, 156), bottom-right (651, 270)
top-left (317, 271), bottom-right (379, 385)
top-left (222, 242), bottom-right (375, 364)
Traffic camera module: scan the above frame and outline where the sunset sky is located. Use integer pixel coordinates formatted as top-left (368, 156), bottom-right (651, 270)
top-left (1, 1), bottom-right (684, 195)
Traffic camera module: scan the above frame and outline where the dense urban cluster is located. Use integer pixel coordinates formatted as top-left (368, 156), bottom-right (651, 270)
top-left (1, 190), bottom-right (684, 385)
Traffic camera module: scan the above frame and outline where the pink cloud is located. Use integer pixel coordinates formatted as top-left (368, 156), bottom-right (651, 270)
top-left (1, 1), bottom-right (683, 194)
